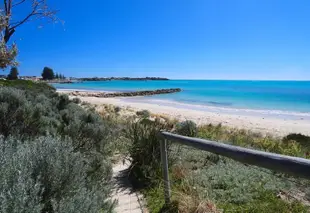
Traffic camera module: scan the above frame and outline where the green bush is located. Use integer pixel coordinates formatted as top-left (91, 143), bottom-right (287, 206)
top-left (0, 136), bottom-right (115, 213)
top-left (283, 133), bottom-right (310, 151)
top-left (175, 120), bottom-right (198, 137)
top-left (136, 109), bottom-right (151, 118)
top-left (72, 97), bottom-right (81, 104)
top-left (60, 103), bottom-right (113, 153)
top-left (191, 159), bottom-right (290, 204)
top-left (0, 80), bottom-right (118, 212)
top-left (114, 106), bottom-right (121, 113)
top-left (0, 87), bottom-right (54, 139)
top-left (0, 79), bottom-right (56, 97)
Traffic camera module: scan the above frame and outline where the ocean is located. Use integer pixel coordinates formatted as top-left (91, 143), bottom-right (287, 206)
top-left (53, 80), bottom-right (310, 114)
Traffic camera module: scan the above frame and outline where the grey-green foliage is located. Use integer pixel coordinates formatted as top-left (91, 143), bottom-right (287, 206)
top-left (0, 86), bottom-right (116, 181)
top-left (0, 87), bottom-right (115, 154)
top-left (0, 136), bottom-right (115, 213)
top-left (175, 120), bottom-right (198, 137)
top-left (60, 103), bottom-right (112, 154)
top-left (0, 87), bottom-right (55, 138)
top-left (72, 97), bottom-right (81, 104)
top-left (0, 83), bottom-right (118, 212)
top-left (179, 149), bottom-right (292, 204)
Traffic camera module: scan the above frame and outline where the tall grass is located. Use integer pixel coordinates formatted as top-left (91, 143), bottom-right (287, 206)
top-left (197, 123), bottom-right (308, 158)
top-left (125, 118), bottom-right (175, 188)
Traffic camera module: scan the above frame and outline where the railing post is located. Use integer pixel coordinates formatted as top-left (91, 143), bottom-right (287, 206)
top-left (160, 139), bottom-right (171, 204)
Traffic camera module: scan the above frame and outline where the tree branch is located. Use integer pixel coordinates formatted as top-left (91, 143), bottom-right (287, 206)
top-left (7, 0), bottom-right (12, 15)
top-left (4, 0), bottom-right (8, 15)
top-left (9, 1), bottom-right (41, 30)
top-left (12, 0), bottom-right (26, 7)
top-left (9, 12), bottom-right (38, 30)
top-left (3, 0), bottom-right (58, 43)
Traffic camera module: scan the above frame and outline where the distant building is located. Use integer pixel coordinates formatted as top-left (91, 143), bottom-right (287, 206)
top-left (0, 75), bottom-right (7, 80)
top-left (20, 76), bottom-right (42, 81)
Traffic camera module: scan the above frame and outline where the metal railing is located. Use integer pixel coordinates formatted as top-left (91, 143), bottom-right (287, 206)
top-left (159, 131), bottom-right (310, 204)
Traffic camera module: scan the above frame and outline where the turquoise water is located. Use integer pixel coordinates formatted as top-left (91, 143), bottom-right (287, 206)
top-left (53, 80), bottom-right (310, 113)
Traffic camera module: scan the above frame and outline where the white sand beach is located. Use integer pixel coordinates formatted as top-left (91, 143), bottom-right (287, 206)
top-left (58, 89), bottom-right (310, 137)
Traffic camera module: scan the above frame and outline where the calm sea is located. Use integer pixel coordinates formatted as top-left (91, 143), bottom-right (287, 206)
top-left (53, 80), bottom-right (310, 113)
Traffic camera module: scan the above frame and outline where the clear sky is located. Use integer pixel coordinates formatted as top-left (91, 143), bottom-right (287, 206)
top-left (5, 0), bottom-right (310, 79)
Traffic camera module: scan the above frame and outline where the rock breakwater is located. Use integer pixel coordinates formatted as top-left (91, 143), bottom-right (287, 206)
top-left (67, 88), bottom-right (181, 98)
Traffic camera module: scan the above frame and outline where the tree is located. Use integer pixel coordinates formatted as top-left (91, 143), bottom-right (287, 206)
top-left (59, 74), bottom-right (65, 79)
top-left (2, 0), bottom-right (58, 43)
top-left (0, 15), bottom-right (17, 69)
top-left (0, 0), bottom-right (58, 69)
top-left (7, 66), bottom-right (18, 80)
top-left (55, 73), bottom-right (59, 79)
top-left (41, 67), bottom-right (54, 80)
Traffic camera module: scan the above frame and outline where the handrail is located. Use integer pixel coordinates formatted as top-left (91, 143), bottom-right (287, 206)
top-left (159, 131), bottom-right (310, 203)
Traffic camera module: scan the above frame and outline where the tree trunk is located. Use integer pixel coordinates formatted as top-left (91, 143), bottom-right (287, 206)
top-left (4, 27), bottom-right (15, 43)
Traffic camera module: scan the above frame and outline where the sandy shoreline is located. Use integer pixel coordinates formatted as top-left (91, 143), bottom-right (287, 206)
top-left (58, 89), bottom-right (310, 137)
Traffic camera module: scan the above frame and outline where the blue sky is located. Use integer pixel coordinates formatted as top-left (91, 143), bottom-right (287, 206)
top-left (5, 0), bottom-right (310, 79)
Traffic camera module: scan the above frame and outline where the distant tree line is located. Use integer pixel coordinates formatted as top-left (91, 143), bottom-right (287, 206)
top-left (5, 66), bottom-right (66, 81)
top-left (55, 73), bottom-right (66, 80)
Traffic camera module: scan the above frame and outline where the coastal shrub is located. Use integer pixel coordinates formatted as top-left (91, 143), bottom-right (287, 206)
top-left (191, 159), bottom-right (291, 204)
top-left (58, 103), bottom-right (115, 182)
top-left (283, 133), bottom-right (310, 151)
top-left (0, 80), bottom-right (117, 212)
top-left (126, 118), bottom-right (174, 188)
top-left (136, 109), bottom-right (151, 118)
top-left (114, 106), bottom-right (122, 113)
top-left (175, 120), bottom-right (198, 137)
top-left (0, 79), bottom-right (56, 97)
top-left (60, 102), bottom-right (113, 154)
top-left (219, 190), bottom-right (307, 213)
top-left (0, 136), bottom-right (115, 213)
top-left (57, 94), bottom-right (71, 110)
top-left (72, 97), bottom-right (81, 104)
top-left (0, 87), bottom-right (54, 139)
top-left (0, 83), bottom-right (116, 155)
top-left (168, 146), bottom-right (309, 213)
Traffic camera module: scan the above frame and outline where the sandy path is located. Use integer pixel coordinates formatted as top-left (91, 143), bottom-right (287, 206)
top-left (111, 160), bottom-right (146, 213)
